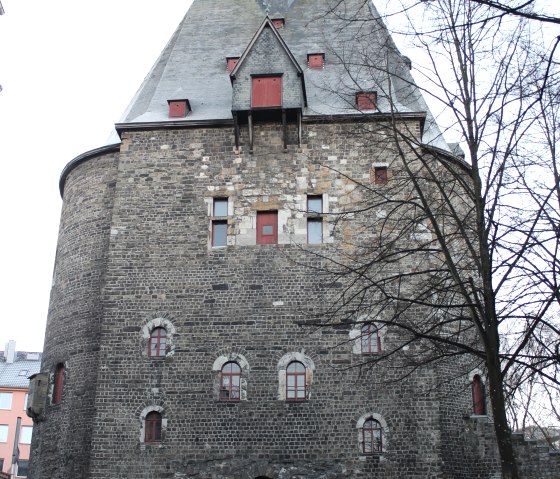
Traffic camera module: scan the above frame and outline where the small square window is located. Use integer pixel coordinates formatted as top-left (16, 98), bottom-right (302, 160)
top-left (167, 99), bottom-right (190, 118)
top-left (374, 166), bottom-right (388, 185)
top-left (272, 18), bottom-right (284, 29)
top-left (0, 393), bottom-right (12, 410)
top-left (307, 53), bottom-right (325, 69)
top-left (212, 220), bottom-right (227, 247)
top-left (356, 91), bottom-right (377, 111)
top-left (226, 57), bottom-right (239, 73)
top-left (213, 197), bottom-right (228, 217)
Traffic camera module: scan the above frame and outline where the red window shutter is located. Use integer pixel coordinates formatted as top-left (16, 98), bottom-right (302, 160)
top-left (374, 166), bottom-right (388, 185)
top-left (308, 54), bottom-right (325, 69)
top-left (472, 375), bottom-right (486, 415)
top-left (53, 364), bottom-right (64, 404)
top-left (226, 57), bottom-right (239, 72)
top-left (272, 18), bottom-right (284, 29)
top-left (168, 100), bottom-right (189, 118)
top-left (356, 92), bottom-right (377, 110)
top-left (252, 76), bottom-right (282, 108)
top-left (256, 211), bottom-right (278, 244)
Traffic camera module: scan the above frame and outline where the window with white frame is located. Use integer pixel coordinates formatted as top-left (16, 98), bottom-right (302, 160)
top-left (0, 392), bottom-right (12, 410)
top-left (20, 425), bottom-right (33, 444)
top-left (0, 424), bottom-right (8, 442)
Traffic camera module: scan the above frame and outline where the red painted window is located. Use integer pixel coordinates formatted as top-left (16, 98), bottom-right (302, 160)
top-left (356, 91), bottom-right (377, 111)
top-left (252, 76), bottom-right (282, 108)
top-left (256, 211), bottom-right (278, 245)
top-left (362, 418), bottom-right (383, 453)
top-left (144, 411), bottom-right (162, 443)
top-left (361, 324), bottom-right (381, 354)
top-left (307, 53), bottom-right (325, 69)
top-left (374, 166), bottom-right (388, 185)
top-left (226, 57), bottom-right (239, 72)
top-left (272, 18), bottom-right (284, 29)
top-left (220, 362), bottom-right (241, 400)
top-left (168, 99), bottom-right (190, 118)
top-left (149, 327), bottom-right (167, 358)
top-left (286, 361), bottom-right (306, 400)
top-left (472, 375), bottom-right (486, 415)
top-left (52, 363), bottom-right (64, 405)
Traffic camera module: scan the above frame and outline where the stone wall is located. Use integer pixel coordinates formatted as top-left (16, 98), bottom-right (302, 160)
top-left (31, 120), bottom-right (504, 479)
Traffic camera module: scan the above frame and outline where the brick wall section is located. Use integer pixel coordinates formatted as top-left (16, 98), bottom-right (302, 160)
top-left (30, 120), bottom-right (525, 478)
top-left (29, 152), bottom-right (119, 478)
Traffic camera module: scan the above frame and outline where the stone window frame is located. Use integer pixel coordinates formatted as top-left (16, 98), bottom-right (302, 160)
top-left (139, 405), bottom-right (167, 445)
top-left (212, 353), bottom-right (250, 401)
top-left (141, 318), bottom-right (176, 359)
top-left (205, 195), bottom-right (233, 248)
top-left (277, 352), bottom-right (315, 401)
top-left (349, 316), bottom-right (386, 355)
top-left (356, 412), bottom-right (388, 455)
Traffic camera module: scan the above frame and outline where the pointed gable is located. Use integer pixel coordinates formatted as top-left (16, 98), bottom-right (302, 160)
top-left (230, 17), bottom-right (306, 112)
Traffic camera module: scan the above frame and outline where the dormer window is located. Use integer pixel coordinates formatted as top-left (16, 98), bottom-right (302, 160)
top-left (272, 18), bottom-right (284, 29)
top-left (252, 75), bottom-right (282, 108)
top-left (167, 99), bottom-right (191, 118)
top-left (356, 91), bottom-right (377, 111)
top-left (307, 53), bottom-right (325, 69)
top-left (226, 57), bottom-right (239, 73)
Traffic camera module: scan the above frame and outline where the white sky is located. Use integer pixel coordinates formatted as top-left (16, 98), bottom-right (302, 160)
top-left (0, 0), bottom-right (193, 352)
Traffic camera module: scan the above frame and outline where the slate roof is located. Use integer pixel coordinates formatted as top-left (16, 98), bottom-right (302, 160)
top-left (117, 0), bottom-right (450, 152)
top-left (0, 352), bottom-right (42, 389)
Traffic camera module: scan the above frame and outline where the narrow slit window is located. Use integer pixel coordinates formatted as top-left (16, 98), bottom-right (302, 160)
top-left (52, 364), bottom-right (64, 405)
top-left (472, 375), bottom-right (486, 415)
top-left (307, 195), bottom-right (323, 244)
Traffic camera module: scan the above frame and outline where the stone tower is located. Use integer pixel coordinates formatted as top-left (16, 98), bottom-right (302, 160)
top-left (28, 1), bottom-right (502, 478)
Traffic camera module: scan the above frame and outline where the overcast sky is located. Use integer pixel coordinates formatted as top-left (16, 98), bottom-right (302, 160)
top-left (0, 0), bottom-right (193, 352)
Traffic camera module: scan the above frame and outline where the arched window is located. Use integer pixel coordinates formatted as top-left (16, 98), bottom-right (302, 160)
top-left (52, 363), bottom-right (65, 405)
top-left (149, 327), bottom-right (167, 358)
top-left (144, 411), bottom-right (162, 443)
top-left (362, 418), bottom-right (383, 453)
top-left (286, 361), bottom-right (306, 401)
top-left (472, 374), bottom-right (486, 415)
top-left (220, 362), bottom-right (241, 400)
top-left (361, 323), bottom-right (381, 354)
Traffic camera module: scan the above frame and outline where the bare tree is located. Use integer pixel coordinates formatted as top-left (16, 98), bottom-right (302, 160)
top-left (305, 1), bottom-right (560, 477)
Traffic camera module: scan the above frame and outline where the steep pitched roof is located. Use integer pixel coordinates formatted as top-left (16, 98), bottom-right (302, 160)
top-left (115, 0), bottom-right (449, 150)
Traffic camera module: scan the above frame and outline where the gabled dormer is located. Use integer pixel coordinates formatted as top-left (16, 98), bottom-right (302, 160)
top-left (229, 16), bottom-right (307, 152)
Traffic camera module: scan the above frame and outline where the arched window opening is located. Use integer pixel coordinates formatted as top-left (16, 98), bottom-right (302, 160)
top-left (52, 363), bottom-right (65, 405)
top-left (472, 375), bottom-right (486, 415)
top-left (149, 327), bottom-right (167, 358)
top-left (145, 411), bottom-right (162, 443)
top-left (221, 362), bottom-right (241, 400)
top-left (362, 418), bottom-right (383, 453)
top-left (286, 361), bottom-right (306, 400)
top-left (361, 323), bottom-right (381, 354)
